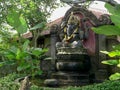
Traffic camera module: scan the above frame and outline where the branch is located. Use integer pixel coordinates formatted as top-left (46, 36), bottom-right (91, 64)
top-left (60, 0), bottom-right (119, 6)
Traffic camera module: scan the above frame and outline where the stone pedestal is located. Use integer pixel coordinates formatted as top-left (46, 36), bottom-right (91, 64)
top-left (44, 47), bottom-right (91, 86)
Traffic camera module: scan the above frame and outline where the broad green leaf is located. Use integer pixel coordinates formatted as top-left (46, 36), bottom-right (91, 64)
top-left (0, 61), bottom-right (15, 67)
top-left (17, 15), bottom-right (28, 34)
top-left (6, 54), bottom-right (15, 60)
top-left (17, 51), bottom-right (28, 60)
top-left (105, 3), bottom-right (114, 14)
top-left (32, 48), bottom-right (42, 57)
top-left (105, 4), bottom-right (120, 28)
top-left (42, 48), bottom-right (48, 53)
top-left (0, 62), bottom-right (5, 67)
top-left (17, 64), bottom-right (31, 72)
top-left (92, 25), bottom-right (120, 35)
top-left (117, 64), bottom-right (120, 68)
top-left (16, 49), bottom-right (21, 60)
top-left (102, 60), bottom-right (119, 65)
top-left (22, 40), bottom-right (30, 51)
top-left (100, 51), bottom-right (109, 54)
top-left (30, 22), bottom-right (46, 31)
top-left (109, 73), bottom-right (120, 80)
top-left (114, 4), bottom-right (120, 15)
top-left (7, 9), bottom-right (28, 34)
top-left (9, 46), bottom-right (18, 54)
top-left (7, 10), bottom-right (21, 28)
top-left (4, 48), bottom-right (16, 60)
top-left (108, 51), bottom-right (120, 57)
top-left (35, 70), bottom-right (43, 75)
top-left (105, 3), bottom-right (120, 15)
top-left (111, 15), bottom-right (120, 29)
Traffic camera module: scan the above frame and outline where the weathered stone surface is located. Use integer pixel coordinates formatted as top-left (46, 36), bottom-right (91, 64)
top-left (95, 69), bottom-right (108, 82)
top-left (40, 59), bottom-right (52, 71)
top-left (52, 72), bottom-right (89, 80)
top-left (59, 79), bottom-right (89, 86)
top-left (57, 47), bottom-right (87, 54)
top-left (57, 54), bottom-right (88, 61)
top-left (51, 72), bottom-right (90, 86)
top-left (56, 62), bottom-right (84, 71)
top-left (43, 3), bottom-right (114, 86)
top-left (44, 79), bottom-right (59, 87)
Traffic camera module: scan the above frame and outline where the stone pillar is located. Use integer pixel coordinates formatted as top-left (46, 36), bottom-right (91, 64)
top-left (98, 35), bottom-right (107, 68)
top-left (95, 34), bottom-right (108, 82)
top-left (50, 24), bottom-right (58, 71)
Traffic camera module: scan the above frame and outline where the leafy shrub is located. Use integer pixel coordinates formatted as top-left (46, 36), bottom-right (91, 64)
top-left (61, 80), bottom-right (120, 90)
top-left (92, 3), bottom-right (120, 80)
top-left (0, 73), bottom-right (44, 90)
top-left (0, 73), bottom-right (21, 90)
top-left (1, 73), bottom-right (120, 90)
top-left (0, 40), bottom-right (47, 77)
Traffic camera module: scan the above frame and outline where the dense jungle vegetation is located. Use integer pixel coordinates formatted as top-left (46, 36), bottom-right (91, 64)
top-left (0, 0), bottom-right (120, 90)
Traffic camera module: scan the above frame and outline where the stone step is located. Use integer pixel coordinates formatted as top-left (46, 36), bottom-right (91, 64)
top-left (57, 54), bottom-right (89, 61)
top-left (56, 47), bottom-right (87, 55)
top-left (44, 78), bottom-right (90, 87)
top-left (51, 72), bottom-right (89, 80)
top-left (59, 79), bottom-right (89, 86)
top-left (56, 61), bottom-right (90, 71)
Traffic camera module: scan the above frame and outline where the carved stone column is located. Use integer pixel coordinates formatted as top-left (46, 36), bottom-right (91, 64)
top-left (50, 25), bottom-right (58, 71)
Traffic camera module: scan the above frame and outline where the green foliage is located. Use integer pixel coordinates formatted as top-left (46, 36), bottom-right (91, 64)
top-left (101, 49), bottom-right (120, 80)
top-left (30, 22), bottom-right (46, 31)
top-left (0, 73), bottom-right (44, 90)
top-left (92, 25), bottom-right (120, 35)
top-left (0, 0), bottom-right (61, 48)
top-left (39, 80), bottom-right (120, 90)
top-left (100, 43), bottom-right (120, 80)
top-left (1, 73), bottom-right (120, 90)
top-left (80, 80), bottom-right (120, 90)
top-left (106, 4), bottom-right (120, 28)
top-left (0, 0), bottom-right (53, 78)
top-left (0, 21), bottom-right (47, 76)
top-left (102, 60), bottom-right (119, 65)
top-left (109, 73), bottom-right (120, 80)
top-left (7, 9), bottom-right (28, 34)
top-left (92, 3), bottom-right (120, 80)
top-left (92, 4), bottom-right (120, 35)
top-left (0, 40), bottom-right (47, 76)
top-left (0, 73), bottom-right (21, 90)
top-left (0, 0), bottom-right (60, 27)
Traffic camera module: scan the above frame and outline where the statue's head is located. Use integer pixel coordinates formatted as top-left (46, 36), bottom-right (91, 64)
top-left (67, 12), bottom-right (79, 25)
top-left (67, 12), bottom-right (80, 36)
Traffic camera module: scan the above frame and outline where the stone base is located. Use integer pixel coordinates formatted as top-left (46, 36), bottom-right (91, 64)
top-left (44, 79), bottom-right (59, 87)
top-left (40, 59), bottom-right (52, 71)
top-left (95, 69), bottom-right (108, 82)
top-left (43, 48), bottom-right (91, 87)
top-left (52, 72), bottom-right (89, 79)
top-left (57, 47), bottom-right (87, 54)
top-left (59, 79), bottom-right (89, 86)
top-left (57, 54), bottom-right (88, 61)
top-left (56, 61), bottom-right (90, 71)
top-left (50, 72), bottom-right (90, 86)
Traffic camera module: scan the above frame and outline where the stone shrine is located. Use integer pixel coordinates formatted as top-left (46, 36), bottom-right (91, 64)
top-left (42, 1), bottom-right (114, 87)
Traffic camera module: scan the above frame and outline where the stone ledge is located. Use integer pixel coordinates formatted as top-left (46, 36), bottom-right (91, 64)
top-left (57, 54), bottom-right (89, 61)
top-left (57, 47), bottom-right (87, 54)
